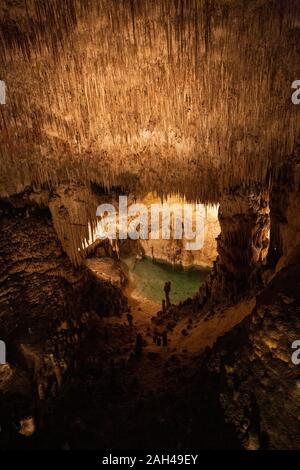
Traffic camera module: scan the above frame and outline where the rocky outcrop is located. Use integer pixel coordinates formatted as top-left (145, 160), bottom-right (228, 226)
top-left (0, 191), bottom-right (128, 446)
top-left (0, 193), bottom-right (85, 337)
top-left (205, 159), bottom-right (300, 450)
top-left (48, 184), bottom-right (99, 267)
top-left (198, 187), bottom-right (269, 308)
top-left (139, 194), bottom-right (220, 268)
top-left (207, 248), bottom-right (300, 450)
top-left (268, 154), bottom-right (300, 269)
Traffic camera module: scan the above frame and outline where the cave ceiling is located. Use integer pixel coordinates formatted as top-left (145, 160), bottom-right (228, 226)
top-left (0, 0), bottom-right (300, 202)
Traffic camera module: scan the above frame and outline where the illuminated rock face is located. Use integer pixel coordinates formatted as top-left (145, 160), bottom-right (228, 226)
top-left (197, 187), bottom-right (270, 307)
top-left (133, 193), bottom-right (220, 267)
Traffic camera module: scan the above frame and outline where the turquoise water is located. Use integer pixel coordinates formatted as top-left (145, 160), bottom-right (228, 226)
top-left (123, 257), bottom-right (210, 304)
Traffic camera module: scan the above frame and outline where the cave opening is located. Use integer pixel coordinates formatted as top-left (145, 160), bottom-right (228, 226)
top-left (80, 191), bottom-right (220, 311)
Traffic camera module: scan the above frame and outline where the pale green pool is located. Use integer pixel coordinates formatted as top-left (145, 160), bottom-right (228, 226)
top-left (123, 257), bottom-right (210, 304)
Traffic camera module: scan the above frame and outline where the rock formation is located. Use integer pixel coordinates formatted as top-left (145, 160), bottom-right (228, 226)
top-left (205, 156), bottom-right (300, 450)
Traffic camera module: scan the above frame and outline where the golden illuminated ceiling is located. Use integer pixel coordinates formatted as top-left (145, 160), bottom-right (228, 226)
top-left (1, 0), bottom-right (300, 201)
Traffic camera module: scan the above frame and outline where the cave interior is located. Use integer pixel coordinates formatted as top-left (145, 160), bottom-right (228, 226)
top-left (0, 0), bottom-right (300, 451)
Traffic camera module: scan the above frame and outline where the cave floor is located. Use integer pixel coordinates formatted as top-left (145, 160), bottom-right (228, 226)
top-left (0, 254), bottom-right (253, 450)
top-left (40, 292), bottom-right (253, 449)
top-left (124, 274), bottom-right (255, 357)
top-left (28, 317), bottom-right (242, 450)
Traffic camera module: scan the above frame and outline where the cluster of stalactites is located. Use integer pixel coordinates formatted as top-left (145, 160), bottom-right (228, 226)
top-left (47, 184), bottom-right (100, 266)
top-left (0, 0), bottom-right (300, 202)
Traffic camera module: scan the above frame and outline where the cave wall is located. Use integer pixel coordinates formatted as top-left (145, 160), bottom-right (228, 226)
top-left (0, 193), bottom-right (85, 338)
top-left (0, 190), bottom-right (129, 334)
top-left (208, 251), bottom-right (300, 450)
top-left (206, 158), bottom-right (300, 450)
top-left (268, 151), bottom-right (300, 269)
top-left (138, 193), bottom-right (220, 267)
top-left (197, 186), bottom-right (270, 308)
top-left (0, 191), bottom-right (128, 439)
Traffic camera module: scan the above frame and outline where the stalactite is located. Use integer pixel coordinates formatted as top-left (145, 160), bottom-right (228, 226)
top-left (0, 1), bottom-right (299, 214)
top-left (48, 184), bottom-right (100, 266)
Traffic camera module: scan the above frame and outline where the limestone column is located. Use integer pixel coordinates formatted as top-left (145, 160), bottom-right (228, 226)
top-left (201, 186), bottom-right (270, 306)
